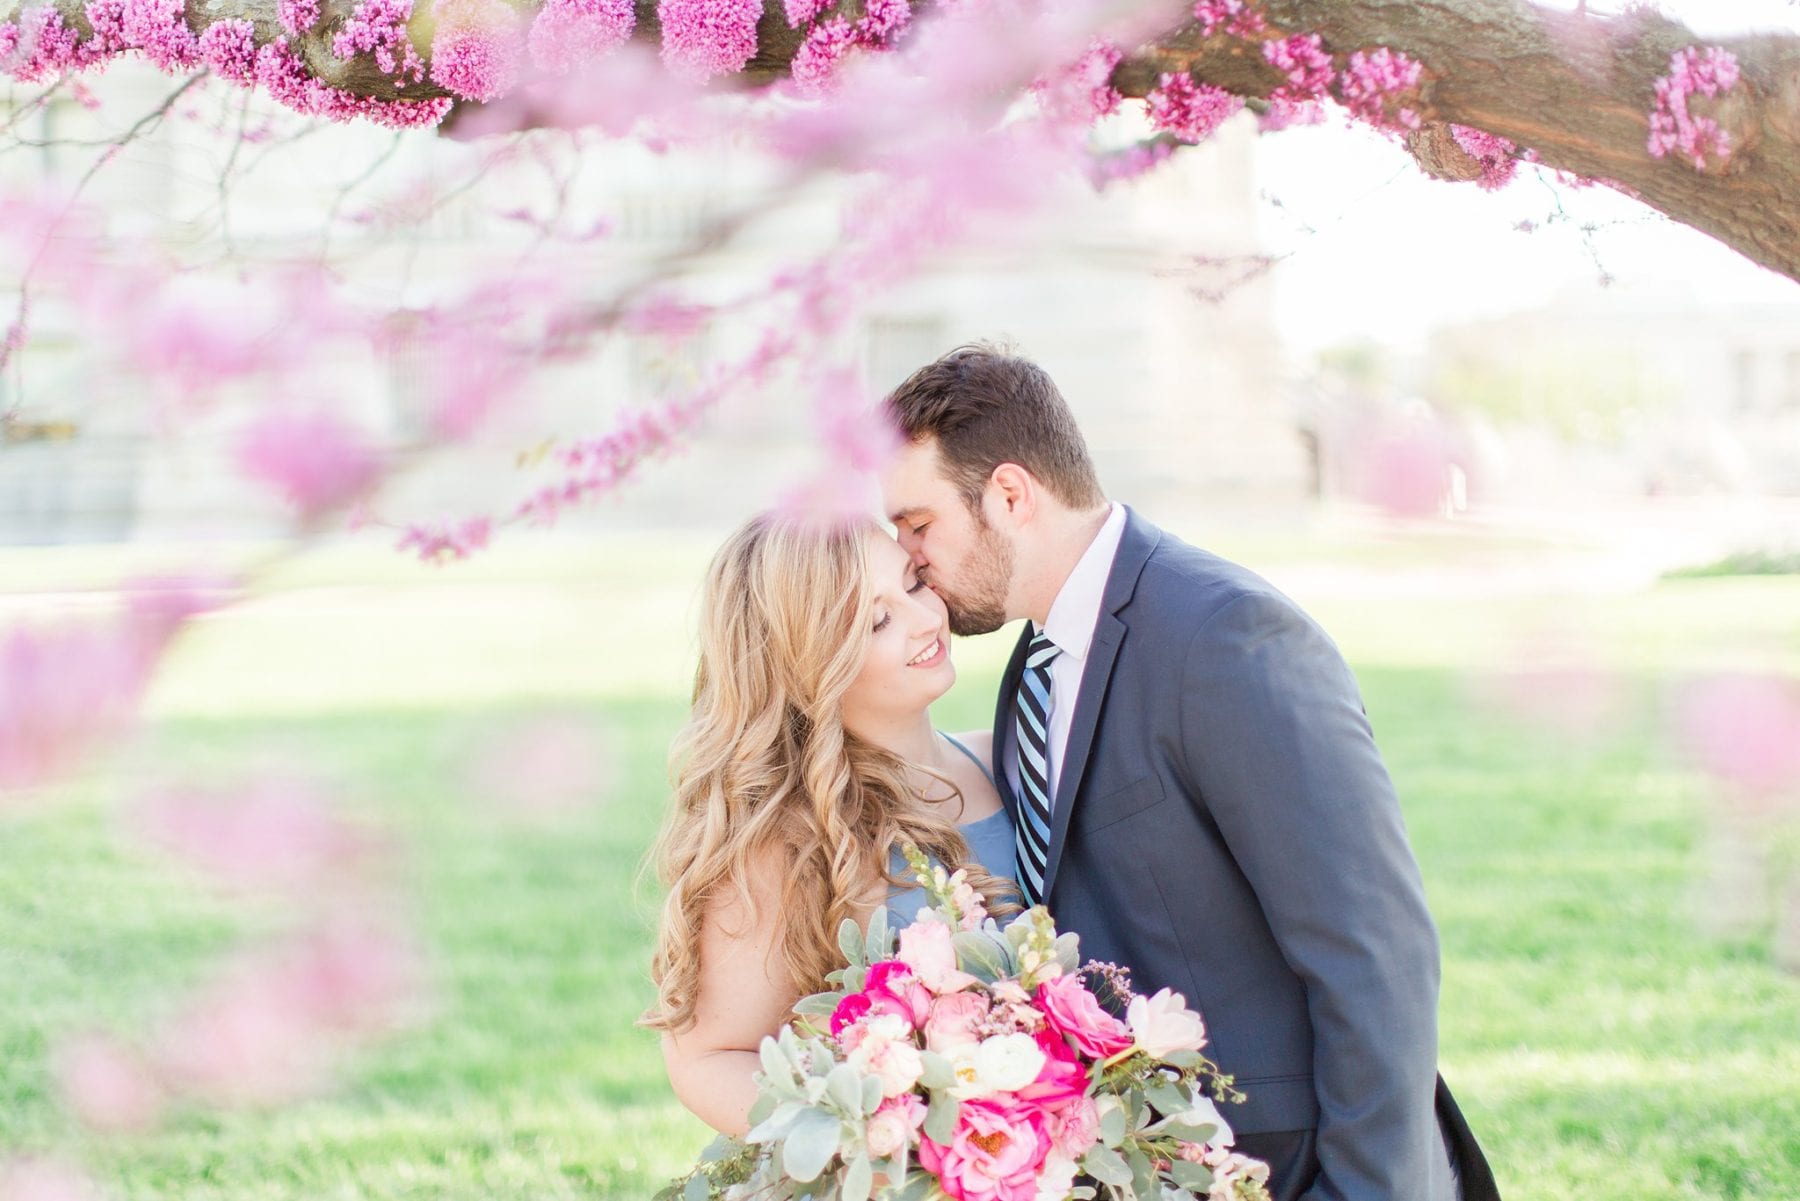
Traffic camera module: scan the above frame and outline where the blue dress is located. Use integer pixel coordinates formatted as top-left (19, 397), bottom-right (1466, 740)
top-left (885, 734), bottom-right (1017, 929)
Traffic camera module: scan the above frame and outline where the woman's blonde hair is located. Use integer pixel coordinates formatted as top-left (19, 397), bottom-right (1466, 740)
top-left (642, 512), bottom-right (1016, 1033)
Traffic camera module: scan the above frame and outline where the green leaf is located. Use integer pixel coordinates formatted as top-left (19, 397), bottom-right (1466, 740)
top-left (842, 1153), bottom-right (873, 1201)
top-left (783, 1108), bottom-right (843, 1183)
top-left (760, 1037), bottom-right (793, 1088)
top-left (1082, 1147), bottom-right (1132, 1187)
top-left (1097, 1100), bottom-right (1127, 1147)
top-left (924, 1091), bottom-right (959, 1145)
top-left (747, 1100), bottom-right (805, 1144)
top-left (951, 931), bottom-right (1009, 982)
top-left (864, 908), bottom-right (891, 960)
top-left (1125, 1148), bottom-right (1156, 1199)
top-left (1144, 1077), bottom-right (1191, 1117)
top-left (894, 1174), bottom-right (934, 1201)
top-left (917, 1051), bottom-right (955, 1091)
top-left (747, 1095), bottom-right (776, 1127)
top-left (699, 1135), bottom-right (740, 1163)
top-left (1161, 1050), bottom-right (1202, 1070)
top-left (827, 1065), bottom-right (865, 1115)
top-left (839, 918), bottom-right (866, 967)
top-left (684, 1174), bottom-right (712, 1201)
top-left (842, 966), bottom-right (867, 994)
top-left (653, 1182), bottom-right (681, 1201)
top-left (1167, 1161), bottom-right (1214, 1192)
top-left (1053, 932), bottom-right (1081, 972)
top-left (1160, 1121), bottom-right (1218, 1146)
top-left (861, 1075), bottom-right (883, 1117)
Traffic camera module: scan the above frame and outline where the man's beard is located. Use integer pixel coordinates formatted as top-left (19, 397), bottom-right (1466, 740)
top-left (936, 521), bottom-right (1014, 637)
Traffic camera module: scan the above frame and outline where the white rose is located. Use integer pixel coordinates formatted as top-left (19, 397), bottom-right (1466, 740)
top-left (1035, 1153), bottom-right (1079, 1201)
top-left (945, 1032), bottom-right (1045, 1098)
top-left (1126, 988), bottom-right (1207, 1058)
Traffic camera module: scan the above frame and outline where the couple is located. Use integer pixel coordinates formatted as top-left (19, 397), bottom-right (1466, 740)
top-left (643, 346), bottom-right (1498, 1201)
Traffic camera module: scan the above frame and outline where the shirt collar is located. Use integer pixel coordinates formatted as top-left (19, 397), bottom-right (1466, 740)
top-left (1036, 502), bottom-right (1126, 662)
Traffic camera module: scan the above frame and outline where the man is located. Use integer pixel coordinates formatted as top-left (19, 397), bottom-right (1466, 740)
top-left (879, 345), bottom-right (1496, 1201)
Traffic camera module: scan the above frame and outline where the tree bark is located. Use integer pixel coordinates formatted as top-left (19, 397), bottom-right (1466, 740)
top-left (5, 0), bottom-right (1799, 281)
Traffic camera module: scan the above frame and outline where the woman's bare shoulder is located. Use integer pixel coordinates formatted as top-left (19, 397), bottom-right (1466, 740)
top-left (949, 729), bottom-right (994, 770)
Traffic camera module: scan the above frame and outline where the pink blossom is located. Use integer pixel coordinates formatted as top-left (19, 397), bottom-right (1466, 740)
top-left (429, 0), bottom-right (524, 101)
top-left (856, 0), bottom-right (910, 48)
top-left (1044, 1095), bottom-right (1099, 1160)
top-left (1263, 32), bottom-right (1332, 102)
top-left (1340, 46), bottom-right (1424, 131)
top-left (919, 1096), bottom-right (1055, 1201)
top-left (846, 1013), bottom-right (926, 1096)
top-left (54, 1034), bottom-right (165, 1133)
top-left (234, 408), bottom-right (383, 519)
top-left (1192, 0), bottom-right (1264, 38)
top-left (1033, 40), bottom-right (1123, 126)
top-left (1349, 417), bottom-right (1458, 518)
top-left (1035, 973), bottom-right (1133, 1060)
top-left (120, 0), bottom-right (200, 71)
top-left (526, 0), bottom-right (634, 75)
top-left (791, 17), bottom-right (856, 95)
top-left (1145, 71), bottom-right (1242, 144)
top-left (1257, 98), bottom-right (1325, 132)
top-left (125, 776), bottom-right (376, 896)
top-left (464, 714), bottom-right (617, 820)
top-left (922, 991), bottom-right (991, 1054)
top-left (657, 0), bottom-right (760, 80)
top-left (1647, 46), bottom-right (1740, 171)
top-left (1017, 1028), bottom-right (1087, 1110)
top-left (0, 8), bottom-right (91, 82)
top-left (1675, 674), bottom-right (1800, 809)
top-left (866, 1093), bottom-right (928, 1158)
top-left (197, 19), bottom-right (259, 82)
top-left (394, 516), bottom-right (493, 563)
top-left (278, 0), bottom-right (321, 34)
top-left (1449, 124), bottom-right (1519, 190)
top-left (784, 0), bottom-right (828, 28)
top-left (333, 0), bottom-right (425, 83)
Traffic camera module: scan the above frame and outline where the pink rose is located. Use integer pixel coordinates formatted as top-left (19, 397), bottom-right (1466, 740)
top-left (897, 919), bottom-right (979, 993)
top-left (1017, 1029), bottom-right (1087, 1110)
top-left (866, 1093), bottom-right (927, 1158)
top-left (831, 991), bottom-right (874, 1036)
top-left (923, 991), bottom-right (991, 1054)
top-left (918, 1097), bottom-right (1054, 1201)
top-left (865, 960), bottom-right (932, 1026)
top-left (1035, 974), bottom-right (1133, 1060)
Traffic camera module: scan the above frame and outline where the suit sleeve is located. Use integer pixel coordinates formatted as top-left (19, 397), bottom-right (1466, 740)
top-left (1178, 590), bottom-right (1443, 1201)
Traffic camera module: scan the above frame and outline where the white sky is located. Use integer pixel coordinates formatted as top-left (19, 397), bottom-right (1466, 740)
top-left (1254, 0), bottom-right (1800, 357)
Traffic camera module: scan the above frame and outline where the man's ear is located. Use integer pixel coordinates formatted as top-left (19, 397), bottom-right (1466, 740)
top-left (987, 463), bottom-right (1036, 526)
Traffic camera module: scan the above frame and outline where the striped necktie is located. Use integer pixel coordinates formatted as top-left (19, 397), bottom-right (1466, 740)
top-left (1013, 630), bottom-right (1061, 908)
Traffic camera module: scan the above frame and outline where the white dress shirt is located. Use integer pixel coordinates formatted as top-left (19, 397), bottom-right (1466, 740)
top-left (1004, 502), bottom-right (1127, 808)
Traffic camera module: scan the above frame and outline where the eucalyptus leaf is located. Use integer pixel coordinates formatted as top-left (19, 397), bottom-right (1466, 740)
top-left (653, 1183), bottom-right (681, 1201)
top-left (747, 1100), bottom-right (805, 1144)
top-left (842, 1153), bottom-right (873, 1201)
top-left (760, 1038), bottom-right (794, 1089)
top-left (840, 918), bottom-right (866, 966)
top-left (1144, 1078), bottom-right (1191, 1117)
top-left (1052, 932), bottom-right (1081, 971)
top-left (894, 1174), bottom-right (934, 1201)
top-left (950, 931), bottom-right (1008, 982)
top-left (917, 1051), bottom-right (955, 1091)
top-left (861, 1075), bottom-right (883, 1117)
top-left (1167, 1161), bottom-right (1214, 1192)
top-left (782, 1108), bottom-right (843, 1183)
top-left (684, 1174), bottom-right (712, 1201)
top-left (1159, 1121), bottom-right (1218, 1146)
top-left (923, 1090), bottom-right (959, 1145)
top-left (1082, 1146), bottom-right (1132, 1187)
top-left (1097, 1099), bottom-right (1127, 1147)
top-left (747, 1095), bottom-right (777, 1126)
top-left (842, 966), bottom-right (868, 994)
top-left (700, 1135), bottom-right (739, 1163)
top-left (1161, 1050), bottom-right (1202, 1070)
top-left (1125, 1148), bottom-right (1155, 1199)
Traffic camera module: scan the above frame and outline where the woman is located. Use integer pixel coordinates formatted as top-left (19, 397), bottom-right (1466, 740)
top-left (642, 512), bottom-right (1018, 1136)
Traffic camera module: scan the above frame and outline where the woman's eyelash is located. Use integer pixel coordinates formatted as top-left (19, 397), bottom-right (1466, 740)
top-left (873, 614), bottom-right (890, 633)
top-left (907, 576), bottom-right (927, 594)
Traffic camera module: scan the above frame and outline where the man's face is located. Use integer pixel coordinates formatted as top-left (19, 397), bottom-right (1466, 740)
top-left (881, 439), bottom-right (1015, 637)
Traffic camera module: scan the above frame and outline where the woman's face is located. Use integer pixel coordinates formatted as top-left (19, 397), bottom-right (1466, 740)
top-left (841, 531), bottom-right (955, 729)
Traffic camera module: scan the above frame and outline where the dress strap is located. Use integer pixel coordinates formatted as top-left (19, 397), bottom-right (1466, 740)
top-left (939, 732), bottom-right (997, 788)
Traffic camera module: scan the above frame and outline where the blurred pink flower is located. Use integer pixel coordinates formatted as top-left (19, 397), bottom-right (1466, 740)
top-left (234, 408), bottom-right (383, 519)
top-left (657, 0), bottom-right (759, 80)
top-left (527, 0), bottom-right (633, 75)
top-left (125, 775), bottom-right (377, 895)
top-left (0, 1158), bottom-right (103, 1201)
top-left (428, 0), bottom-right (525, 101)
top-left (54, 1034), bottom-right (165, 1133)
top-left (1350, 417), bottom-right (1460, 519)
top-left (1675, 674), bottom-right (1800, 811)
top-left (465, 714), bottom-right (615, 819)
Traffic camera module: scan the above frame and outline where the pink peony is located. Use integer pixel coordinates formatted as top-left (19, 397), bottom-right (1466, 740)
top-left (1035, 973), bottom-right (1133, 1060)
top-left (1045, 1095), bottom-right (1100, 1160)
top-left (919, 1096), bottom-right (1055, 1201)
top-left (923, 991), bottom-right (991, 1054)
top-left (846, 1014), bottom-right (925, 1097)
top-left (1016, 1028), bottom-right (1087, 1110)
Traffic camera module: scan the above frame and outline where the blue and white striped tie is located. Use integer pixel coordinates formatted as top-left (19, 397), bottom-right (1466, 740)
top-left (1013, 631), bottom-right (1061, 908)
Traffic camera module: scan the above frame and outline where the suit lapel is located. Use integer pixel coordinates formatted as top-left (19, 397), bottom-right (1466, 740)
top-left (990, 621), bottom-right (1033, 823)
top-left (1040, 508), bottom-right (1161, 901)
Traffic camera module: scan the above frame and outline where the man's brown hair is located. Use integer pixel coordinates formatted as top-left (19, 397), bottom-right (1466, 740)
top-left (882, 344), bottom-right (1104, 511)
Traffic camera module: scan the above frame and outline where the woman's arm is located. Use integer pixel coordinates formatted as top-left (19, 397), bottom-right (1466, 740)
top-left (660, 853), bottom-right (801, 1137)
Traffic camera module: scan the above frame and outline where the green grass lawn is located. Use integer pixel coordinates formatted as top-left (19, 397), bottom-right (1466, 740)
top-left (2, 539), bottom-right (1798, 1200)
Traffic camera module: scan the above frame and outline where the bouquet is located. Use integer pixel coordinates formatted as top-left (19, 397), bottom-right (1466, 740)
top-left (659, 847), bottom-right (1270, 1201)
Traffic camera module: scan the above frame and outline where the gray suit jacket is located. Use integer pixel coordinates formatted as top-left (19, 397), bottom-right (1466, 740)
top-left (992, 508), bottom-right (1459, 1201)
